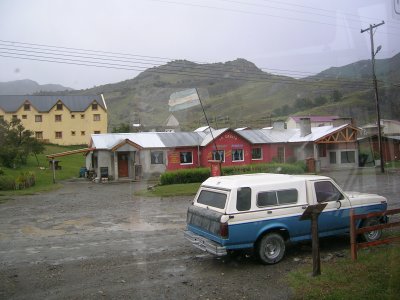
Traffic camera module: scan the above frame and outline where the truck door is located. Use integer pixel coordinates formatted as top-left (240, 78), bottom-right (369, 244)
top-left (312, 180), bottom-right (351, 234)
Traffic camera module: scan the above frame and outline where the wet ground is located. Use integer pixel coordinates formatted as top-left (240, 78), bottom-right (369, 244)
top-left (0, 168), bottom-right (399, 299)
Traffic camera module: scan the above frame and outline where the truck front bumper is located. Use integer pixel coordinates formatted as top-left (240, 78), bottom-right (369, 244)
top-left (184, 230), bottom-right (227, 256)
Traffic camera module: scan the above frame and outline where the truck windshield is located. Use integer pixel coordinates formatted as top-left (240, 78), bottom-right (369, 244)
top-left (197, 190), bottom-right (227, 209)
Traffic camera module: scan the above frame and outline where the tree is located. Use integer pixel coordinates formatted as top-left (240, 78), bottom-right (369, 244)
top-left (331, 90), bottom-right (343, 102)
top-left (0, 118), bottom-right (44, 167)
top-left (313, 95), bottom-right (328, 106)
top-left (112, 123), bottom-right (131, 133)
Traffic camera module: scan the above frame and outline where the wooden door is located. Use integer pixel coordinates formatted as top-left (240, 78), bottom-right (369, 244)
top-left (118, 152), bottom-right (129, 177)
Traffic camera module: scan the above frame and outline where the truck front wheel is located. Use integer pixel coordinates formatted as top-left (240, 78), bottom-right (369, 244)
top-left (361, 218), bottom-right (382, 242)
top-left (256, 233), bottom-right (286, 264)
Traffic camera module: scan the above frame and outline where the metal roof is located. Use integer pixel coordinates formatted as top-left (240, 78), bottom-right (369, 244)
top-left (0, 95), bottom-right (105, 112)
top-left (157, 132), bottom-right (203, 147)
top-left (289, 115), bottom-right (340, 123)
top-left (200, 128), bottom-right (229, 146)
top-left (91, 133), bottom-right (165, 149)
top-left (236, 129), bottom-right (275, 144)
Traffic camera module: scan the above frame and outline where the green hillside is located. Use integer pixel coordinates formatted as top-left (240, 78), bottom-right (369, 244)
top-left (41, 53), bottom-right (400, 130)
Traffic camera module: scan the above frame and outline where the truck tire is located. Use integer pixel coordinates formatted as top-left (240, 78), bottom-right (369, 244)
top-left (361, 218), bottom-right (382, 242)
top-left (256, 233), bottom-right (285, 264)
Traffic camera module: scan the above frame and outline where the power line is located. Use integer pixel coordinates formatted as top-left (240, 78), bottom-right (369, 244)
top-left (147, 0), bottom-right (399, 36)
top-left (1, 40), bottom-right (388, 88)
top-left (0, 51), bottom-right (378, 91)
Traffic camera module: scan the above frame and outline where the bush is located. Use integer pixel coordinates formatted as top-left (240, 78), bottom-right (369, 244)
top-left (160, 162), bottom-right (307, 185)
top-left (222, 162), bottom-right (306, 176)
top-left (14, 171), bottom-right (35, 190)
top-left (0, 175), bottom-right (15, 191)
top-left (160, 168), bottom-right (210, 185)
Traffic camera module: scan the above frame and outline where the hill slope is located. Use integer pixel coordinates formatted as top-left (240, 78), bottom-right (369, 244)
top-left (0, 79), bottom-right (73, 95)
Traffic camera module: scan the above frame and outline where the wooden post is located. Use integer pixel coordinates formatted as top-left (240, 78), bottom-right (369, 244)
top-left (311, 212), bottom-right (321, 276)
top-left (299, 203), bottom-right (327, 277)
top-left (52, 159), bottom-right (56, 184)
top-left (350, 209), bottom-right (357, 260)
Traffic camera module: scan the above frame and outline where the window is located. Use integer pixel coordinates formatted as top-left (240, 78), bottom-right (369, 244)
top-left (35, 131), bottom-right (43, 139)
top-left (56, 103), bottom-right (63, 110)
top-left (35, 115), bottom-right (42, 122)
top-left (314, 181), bottom-right (344, 203)
top-left (94, 131), bottom-right (100, 134)
top-left (55, 115), bottom-right (62, 122)
top-left (232, 149), bottom-right (244, 162)
top-left (71, 131), bottom-right (76, 136)
top-left (93, 114), bottom-right (100, 121)
top-left (12, 115), bottom-right (18, 120)
top-left (252, 148), bottom-right (262, 160)
top-left (237, 187), bottom-right (251, 211)
top-left (277, 146), bottom-right (285, 163)
top-left (55, 131), bottom-right (62, 139)
top-left (329, 152), bottom-right (337, 164)
top-left (81, 131), bottom-right (86, 136)
top-left (92, 103), bottom-right (98, 110)
top-left (0, 115), bottom-right (4, 120)
top-left (257, 189), bottom-right (298, 207)
top-left (197, 190), bottom-right (227, 209)
top-left (151, 151), bottom-right (164, 164)
top-left (319, 144), bottom-right (327, 158)
top-left (24, 103), bottom-right (30, 111)
top-left (81, 114), bottom-right (85, 119)
top-left (212, 150), bottom-right (225, 162)
top-left (341, 151), bottom-right (355, 164)
top-left (71, 114), bottom-right (75, 119)
top-left (22, 115), bottom-right (27, 119)
top-left (180, 151), bottom-right (193, 164)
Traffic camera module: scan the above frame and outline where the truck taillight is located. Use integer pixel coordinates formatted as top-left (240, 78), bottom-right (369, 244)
top-left (220, 222), bottom-right (229, 239)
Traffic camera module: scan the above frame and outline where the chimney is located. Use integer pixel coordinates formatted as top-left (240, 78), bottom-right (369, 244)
top-left (272, 120), bottom-right (286, 130)
top-left (333, 117), bottom-right (353, 127)
top-left (300, 117), bottom-right (311, 137)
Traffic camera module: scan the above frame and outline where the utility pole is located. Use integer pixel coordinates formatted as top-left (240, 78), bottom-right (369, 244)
top-left (361, 21), bottom-right (385, 173)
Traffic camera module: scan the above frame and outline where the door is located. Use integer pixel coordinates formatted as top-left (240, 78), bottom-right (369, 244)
top-left (118, 152), bottom-right (129, 177)
top-left (312, 180), bottom-right (351, 234)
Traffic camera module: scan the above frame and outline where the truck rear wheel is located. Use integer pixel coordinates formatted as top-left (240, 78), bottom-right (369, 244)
top-left (256, 233), bottom-right (285, 264)
top-left (361, 218), bottom-right (382, 242)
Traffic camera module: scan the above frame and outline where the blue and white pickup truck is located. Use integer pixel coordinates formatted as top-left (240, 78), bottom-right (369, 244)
top-left (184, 173), bottom-right (388, 264)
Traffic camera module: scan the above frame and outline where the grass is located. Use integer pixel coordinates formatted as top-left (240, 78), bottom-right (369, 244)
top-left (134, 182), bottom-right (201, 197)
top-left (0, 144), bottom-right (87, 197)
top-left (288, 243), bottom-right (400, 299)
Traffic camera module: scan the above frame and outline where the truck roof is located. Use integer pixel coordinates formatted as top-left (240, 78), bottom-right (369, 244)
top-left (201, 173), bottom-right (330, 189)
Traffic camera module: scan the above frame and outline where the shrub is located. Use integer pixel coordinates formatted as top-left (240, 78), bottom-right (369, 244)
top-left (222, 162), bottom-right (306, 176)
top-left (160, 168), bottom-right (210, 185)
top-left (0, 175), bottom-right (15, 191)
top-left (14, 171), bottom-right (35, 190)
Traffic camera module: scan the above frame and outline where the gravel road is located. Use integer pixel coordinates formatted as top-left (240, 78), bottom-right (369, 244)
top-left (0, 169), bottom-right (398, 299)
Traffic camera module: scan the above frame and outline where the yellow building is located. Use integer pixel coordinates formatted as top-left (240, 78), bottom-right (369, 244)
top-left (0, 94), bottom-right (107, 145)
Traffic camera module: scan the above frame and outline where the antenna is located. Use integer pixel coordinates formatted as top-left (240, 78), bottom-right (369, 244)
top-left (195, 88), bottom-right (220, 161)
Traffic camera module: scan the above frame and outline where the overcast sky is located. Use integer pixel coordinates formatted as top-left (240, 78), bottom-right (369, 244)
top-left (0, 0), bottom-right (399, 90)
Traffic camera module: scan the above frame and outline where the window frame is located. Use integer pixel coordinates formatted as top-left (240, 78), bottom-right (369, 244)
top-left (150, 151), bottom-right (164, 165)
top-left (55, 131), bottom-right (63, 139)
top-left (251, 147), bottom-right (263, 160)
top-left (256, 188), bottom-right (298, 207)
top-left (212, 150), bottom-right (225, 162)
top-left (180, 151), bottom-right (193, 165)
top-left (93, 114), bottom-right (101, 121)
top-left (35, 115), bottom-right (42, 122)
top-left (232, 149), bottom-right (244, 162)
top-left (55, 114), bottom-right (62, 122)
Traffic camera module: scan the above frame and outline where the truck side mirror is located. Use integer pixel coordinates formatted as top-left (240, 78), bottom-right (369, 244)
top-left (335, 200), bottom-right (342, 209)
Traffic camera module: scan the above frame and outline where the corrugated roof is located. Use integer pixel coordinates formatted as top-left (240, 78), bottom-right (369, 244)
top-left (157, 132), bottom-right (203, 147)
top-left (288, 125), bottom-right (348, 143)
top-left (289, 115), bottom-right (339, 123)
top-left (201, 128), bottom-right (229, 146)
top-left (236, 129), bottom-right (275, 144)
top-left (0, 95), bottom-right (105, 112)
top-left (91, 133), bottom-right (165, 149)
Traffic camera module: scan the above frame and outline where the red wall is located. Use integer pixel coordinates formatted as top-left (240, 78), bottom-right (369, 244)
top-left (200, 130), bottom-right (253, 167)
top-left (166, 147), bottom-right (200, 171)
top-left (165, 131), bottom-right (297, 171)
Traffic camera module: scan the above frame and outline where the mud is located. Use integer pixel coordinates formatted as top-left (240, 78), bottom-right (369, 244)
top-left (0, 169), bottom-right (399, 299)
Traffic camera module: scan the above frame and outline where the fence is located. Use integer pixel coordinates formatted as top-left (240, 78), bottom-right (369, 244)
top-left (350, 208), bottom-right (400, 260)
